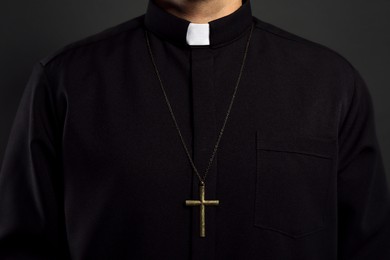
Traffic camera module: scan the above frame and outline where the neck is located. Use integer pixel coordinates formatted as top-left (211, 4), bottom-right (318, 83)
top-left (153, 0), bottom-right (243, 24)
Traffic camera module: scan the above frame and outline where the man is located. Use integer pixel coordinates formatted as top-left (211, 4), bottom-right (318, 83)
top-left (0, 0), bottom-right (389, 259)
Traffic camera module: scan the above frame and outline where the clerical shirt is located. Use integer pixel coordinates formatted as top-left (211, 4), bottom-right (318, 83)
top-left (1, 0), bottom-right (390, 259)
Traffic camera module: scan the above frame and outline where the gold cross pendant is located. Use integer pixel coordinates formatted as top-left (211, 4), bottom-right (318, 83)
top-left (185, 183), bottom-right (219, 237)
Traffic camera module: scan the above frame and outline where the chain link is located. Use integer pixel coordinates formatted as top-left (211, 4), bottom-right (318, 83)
top-left (144, 22), bottom-right (254, 185)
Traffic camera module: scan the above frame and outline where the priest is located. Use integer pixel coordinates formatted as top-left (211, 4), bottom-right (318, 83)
top-left (1, 0), bottom-right (389, 259)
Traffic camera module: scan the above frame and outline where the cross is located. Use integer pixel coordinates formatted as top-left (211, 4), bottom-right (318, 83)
top-left (185, 183), bottom-right (219, 237)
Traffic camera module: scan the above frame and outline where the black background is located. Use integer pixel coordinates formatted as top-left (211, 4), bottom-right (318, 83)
top-left (1, 0), bottom-right (389, 179)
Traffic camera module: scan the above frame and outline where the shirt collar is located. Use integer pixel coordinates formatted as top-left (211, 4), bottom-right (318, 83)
top-left (144, 0), bottom-right (253, 48)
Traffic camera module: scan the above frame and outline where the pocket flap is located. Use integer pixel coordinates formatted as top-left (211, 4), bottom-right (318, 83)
top-left (256, 131), bottom-right (336, 159)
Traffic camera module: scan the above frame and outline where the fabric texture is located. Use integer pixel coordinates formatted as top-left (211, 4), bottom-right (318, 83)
top-left (1, 0), bottom-right (390, 259)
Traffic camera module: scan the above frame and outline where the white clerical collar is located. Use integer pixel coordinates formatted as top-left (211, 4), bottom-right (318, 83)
top-left (186, 23), bottom-right (210, 46)
top-left (144, 0), bottom-right (253, 47)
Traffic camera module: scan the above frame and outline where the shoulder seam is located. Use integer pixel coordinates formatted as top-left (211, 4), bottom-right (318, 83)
top-left (253, 17), bottom-right (356, 72)
top-left (40, 14), bottom-right (145, 67)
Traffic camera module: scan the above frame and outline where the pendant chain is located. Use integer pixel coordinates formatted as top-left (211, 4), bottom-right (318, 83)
top-left (144, 22), bottom-right (254, 186)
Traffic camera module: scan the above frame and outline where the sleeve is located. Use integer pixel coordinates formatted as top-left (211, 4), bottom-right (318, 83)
top-left (0, 62), bottom-right (70, 259)
top-left (337, 66), bottom-right (390, 259)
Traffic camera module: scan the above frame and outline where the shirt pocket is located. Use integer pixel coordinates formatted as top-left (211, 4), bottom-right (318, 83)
top-left (254, 131), bottom-right (335, 238)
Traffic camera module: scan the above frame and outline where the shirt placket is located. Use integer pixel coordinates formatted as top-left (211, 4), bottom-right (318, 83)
top-left (190, 46), bottom-right (218, 260)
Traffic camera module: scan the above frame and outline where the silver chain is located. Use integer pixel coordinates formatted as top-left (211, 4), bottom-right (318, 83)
top-left (144, 22), bottom-right (254, 186)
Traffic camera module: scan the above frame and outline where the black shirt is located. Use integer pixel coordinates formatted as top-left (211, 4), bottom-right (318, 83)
top-left (1, 0), bottom-right (389, 259)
